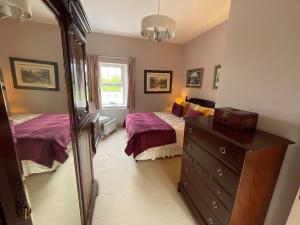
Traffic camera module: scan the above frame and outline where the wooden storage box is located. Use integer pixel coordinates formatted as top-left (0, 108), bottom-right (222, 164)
top-left (213, 107), bottom-right (258, 131)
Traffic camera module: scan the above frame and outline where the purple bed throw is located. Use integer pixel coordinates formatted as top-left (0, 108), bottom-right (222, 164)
top-left (124, 112), bottom-right (176, 157)
top-left (14, 114), bottom-right (71, 168)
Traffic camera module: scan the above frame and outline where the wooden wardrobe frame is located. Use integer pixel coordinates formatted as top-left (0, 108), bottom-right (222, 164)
top-left (42, 1), bottom-right (99, 225)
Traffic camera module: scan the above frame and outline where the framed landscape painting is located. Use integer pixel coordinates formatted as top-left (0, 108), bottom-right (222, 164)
top-left (144, 70), bottom-right (172, 93)
top-left (9, 57), bottom-right (59, 91)
top-left (213, 64), bottom-right (221, 89)
top-left (186, 68), bottom-right (204, 88)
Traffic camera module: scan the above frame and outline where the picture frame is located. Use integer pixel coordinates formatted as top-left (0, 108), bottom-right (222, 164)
top-left (186, 68), bottom-right (204, 88)
top-left (213, 64), bottom-right (221, 89)
top-left (144, 70), bottom-right (172, 94)
top-left (9, 57), bottom-right (59, 91)
top-left (0, 68), bottom-right (4, 88)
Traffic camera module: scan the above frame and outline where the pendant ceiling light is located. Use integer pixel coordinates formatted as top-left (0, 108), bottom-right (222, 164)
top-left (141, 0), bottom-right (176, 42)
top-left (0, 0), bottom-right (32, 20)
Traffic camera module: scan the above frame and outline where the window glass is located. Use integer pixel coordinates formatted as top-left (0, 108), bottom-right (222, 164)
top-left (99, 63), bottom-right (127, 107)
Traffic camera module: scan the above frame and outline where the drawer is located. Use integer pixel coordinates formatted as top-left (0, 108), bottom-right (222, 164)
top-left (182, 151), bottom-right (193, 167)
top-left (191, 176), bottom-right (231, 225)
top-left (209, 179), bottom-right (234, 209)
top-left (181, 175), bottom-right (222, 225)
top-left (191, 161), bottom-right (209, 184)
top-left (181, 151), bottom-right (193, 177)
top-left (179, 178), bottom-right (207, 225)
top-left (183, 137), bottom-right (193, 154)
top-left (185, 123), bottom-right (245, 173)
top-left (184, 140), bottom-right (239, 195)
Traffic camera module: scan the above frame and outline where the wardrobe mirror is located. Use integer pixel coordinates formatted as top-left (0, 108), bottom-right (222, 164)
top-left (0, 2), bottom-right (81, 224)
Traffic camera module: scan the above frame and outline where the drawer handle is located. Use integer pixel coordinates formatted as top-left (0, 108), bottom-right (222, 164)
top-left (217, 189), bottom-right (223, 195)
top-left (219, 147), bottom-right (226, 154)
top-left (183, 182), bottom-right (188, 187)
top-left (208, 218), bottom-right (214, 224)
top-left (217, 169), bottom-right (223, 176)
top-left (212, 201), bottom-right (218, 209)
top-left (188, 127), bottom-right (193, 133)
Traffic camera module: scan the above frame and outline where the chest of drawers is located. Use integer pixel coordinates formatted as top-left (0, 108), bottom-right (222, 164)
top-left (178, 116), bottom-right (293, 225)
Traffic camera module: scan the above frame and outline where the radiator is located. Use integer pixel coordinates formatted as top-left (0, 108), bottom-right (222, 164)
top-left (100, 108), bottom-right (128, 126)
top-left (103, 118), bottom-right (117, 135)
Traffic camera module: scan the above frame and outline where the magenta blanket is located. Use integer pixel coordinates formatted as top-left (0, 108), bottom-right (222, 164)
top-left (124, 112), bottom-right (176, 157)
top-left (14, 114), bottom-right (71, 168)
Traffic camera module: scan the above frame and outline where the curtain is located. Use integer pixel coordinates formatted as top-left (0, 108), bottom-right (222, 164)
top-left (87, 55), bottom-right (101, 110)
top-left (127, 57), bottom-right (135, 112)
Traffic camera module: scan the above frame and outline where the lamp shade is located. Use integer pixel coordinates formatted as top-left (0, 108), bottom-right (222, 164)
top-left (175, 96), bottom-right (185, 104)
top-left (141, 14), bottom-right (176, 42)
top-left (0, 0), bottom-right (31, 19)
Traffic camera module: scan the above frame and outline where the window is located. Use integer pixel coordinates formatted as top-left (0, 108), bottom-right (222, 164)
top-left (99, 63), bottom-right (128, 108)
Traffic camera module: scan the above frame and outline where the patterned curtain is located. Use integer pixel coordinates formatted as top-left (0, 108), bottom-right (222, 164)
top-left (127, 57), bottom-right (135, 112)
top-left (87, 55), bottom-right (101, 110)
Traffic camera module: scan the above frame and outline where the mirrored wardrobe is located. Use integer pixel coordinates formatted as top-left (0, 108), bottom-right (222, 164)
top-left (0, 1), bottom-right (97, 225)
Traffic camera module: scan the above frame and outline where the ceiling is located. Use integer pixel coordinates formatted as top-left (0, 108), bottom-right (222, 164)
top-left (30, 0), bottom-right (231, 44)
top-left (30, 0), bottom-right (57, 25)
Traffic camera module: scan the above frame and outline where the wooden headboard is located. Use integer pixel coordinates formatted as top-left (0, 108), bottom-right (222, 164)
top-left (185, 97), bottom-right (215, 108)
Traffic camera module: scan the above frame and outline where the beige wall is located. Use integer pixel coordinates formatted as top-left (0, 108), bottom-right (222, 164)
top-left (86, 33), bottom-right (184, 112)
top-left (0, 19), bottom-right (225, 115)
top-left (0, 20), bottom-right (68, 114)
top-left (182, 21), bottom-right (228, 101)
top-left (216, 0), bottom-right (300, 224)
top-left (0, 19), bottom-right (226, 114)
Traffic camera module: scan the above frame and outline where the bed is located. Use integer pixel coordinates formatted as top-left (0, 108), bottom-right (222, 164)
top-left (124, 97), bottom-right (215, 161)
top-left (11, 113), bottom-right (72, 176)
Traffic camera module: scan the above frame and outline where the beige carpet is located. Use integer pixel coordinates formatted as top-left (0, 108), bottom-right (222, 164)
top-left (25, 152), bottom-right (81, 225)
top-left (92, 128), bottom-right (197, 225)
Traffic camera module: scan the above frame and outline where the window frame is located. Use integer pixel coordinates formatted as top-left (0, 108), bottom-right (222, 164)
top-left (99, 62), bottom-right (128, 109)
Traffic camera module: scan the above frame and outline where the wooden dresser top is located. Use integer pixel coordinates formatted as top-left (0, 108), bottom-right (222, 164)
top-left (185, 116), bottom-right (294, 151)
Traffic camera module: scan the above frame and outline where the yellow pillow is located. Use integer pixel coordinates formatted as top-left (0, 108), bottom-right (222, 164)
top-left (180, 101), bottom-right (190, 116)
top-left (188, 103), bottom-right (197, 110)
top-left (194, 105), bottom-right (211, 116)
top-left (206, 108), bottom-right (215, 117)
top-left (175, 97), bottom-right (185, 104)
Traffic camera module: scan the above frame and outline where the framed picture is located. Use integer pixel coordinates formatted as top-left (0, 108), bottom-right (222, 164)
top-left (186, 68), bottom-right (204, 88)
top-left (144, 70), bottom-right (172, 93)
top-left (9, 57), bottom-right (59, 91)
top-left (213, 64), bottom-right (221, 89)
top-left (0, 68), bottom-right (4, 88)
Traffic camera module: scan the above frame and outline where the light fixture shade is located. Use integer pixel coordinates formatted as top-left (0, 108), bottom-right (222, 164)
top-left (141, 14), bottom-right (176, 42)
top-left (0, 0), bottom-right (32, 20)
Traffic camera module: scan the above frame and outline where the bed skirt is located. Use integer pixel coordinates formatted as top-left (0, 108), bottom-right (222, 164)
top-left (21, 160), bottom-right (61, 177)
top-left (135, 143), bottom-right (182, 160)
top-left (22, 143), bottom-right (73, 176)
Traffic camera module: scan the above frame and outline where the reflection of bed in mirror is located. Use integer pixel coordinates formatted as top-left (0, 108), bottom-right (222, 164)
top-left (11, 113), bottom-right (72, 176)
